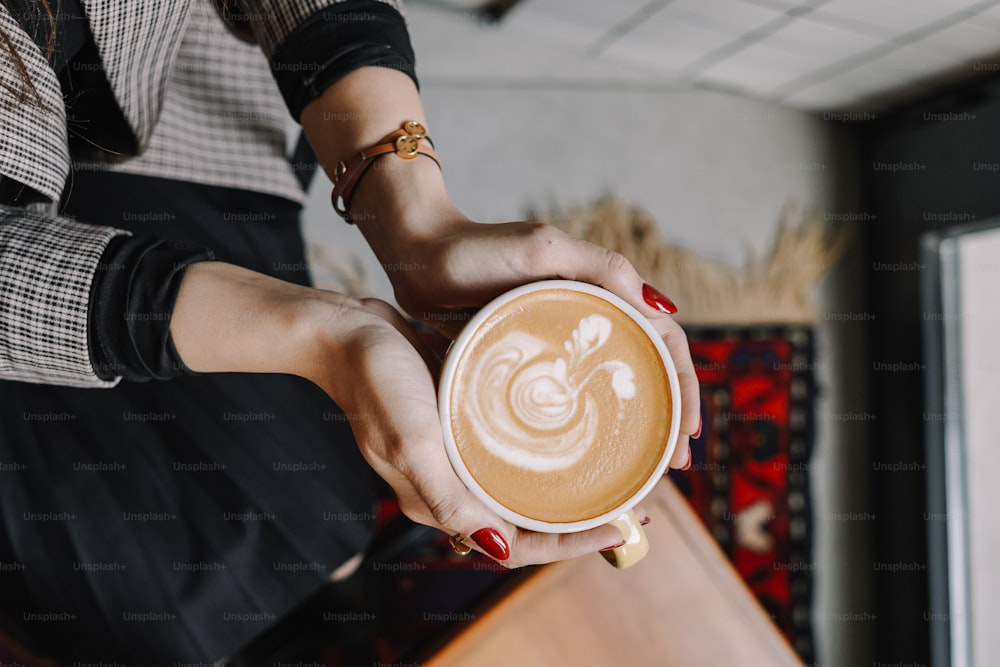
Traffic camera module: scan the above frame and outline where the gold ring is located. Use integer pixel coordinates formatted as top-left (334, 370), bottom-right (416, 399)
top-left (449, 533), bottom-right (473, 556)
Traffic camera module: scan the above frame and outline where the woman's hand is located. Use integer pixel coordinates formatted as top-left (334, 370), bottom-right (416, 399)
top-left (169, 262), bottom-right (639, 566)
top-left (314, 296), bottom-right (644, 567)
top-left (298, 67), bottom-right (701, 463)
top-left (350, 167), bottom-right (700, 470)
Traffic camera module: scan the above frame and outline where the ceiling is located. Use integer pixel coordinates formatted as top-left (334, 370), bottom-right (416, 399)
top-left (414, 0), bottom-right (1000, 112)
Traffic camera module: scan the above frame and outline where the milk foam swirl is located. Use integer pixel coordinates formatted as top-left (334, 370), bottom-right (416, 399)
top-left (463, 314), bottom-right (636, 472)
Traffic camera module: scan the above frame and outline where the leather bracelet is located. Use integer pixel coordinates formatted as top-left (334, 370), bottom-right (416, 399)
top-left (331, 120), bottom-right (441, 222)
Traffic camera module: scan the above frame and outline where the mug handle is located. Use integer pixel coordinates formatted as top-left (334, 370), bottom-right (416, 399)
top-left (599, 509), bottom-right (649, 569)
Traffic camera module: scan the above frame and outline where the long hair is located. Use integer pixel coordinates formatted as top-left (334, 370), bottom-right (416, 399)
top-left (0, 0), bottom-right (57, 106)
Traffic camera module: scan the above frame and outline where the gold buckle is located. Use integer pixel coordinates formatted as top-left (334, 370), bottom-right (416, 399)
top-left (403, 120), bottom-right (426, 139)
top-left (395, 120), bottom-right (427, 159)
top-left (395, 134), bottom-right (419, 158)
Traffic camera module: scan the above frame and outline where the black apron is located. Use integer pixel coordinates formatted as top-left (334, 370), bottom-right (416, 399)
top-left (0, 161), bottom-right (378, 665)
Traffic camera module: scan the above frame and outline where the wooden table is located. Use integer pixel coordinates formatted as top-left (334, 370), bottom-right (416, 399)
top-left (425, 479), bottom-right (804, 667)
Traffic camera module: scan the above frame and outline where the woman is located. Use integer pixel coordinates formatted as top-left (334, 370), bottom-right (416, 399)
top-left (0, 0), bottom-right (700, 662)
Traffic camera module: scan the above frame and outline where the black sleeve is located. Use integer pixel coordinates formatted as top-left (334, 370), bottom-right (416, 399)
top-left (269, 0), bottom-right (418, 120)
top-left (88, 235), bottom-right (215, 382)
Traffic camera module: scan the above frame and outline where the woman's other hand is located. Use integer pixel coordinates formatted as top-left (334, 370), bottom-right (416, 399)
top-left (169, 262), bottom-right (643, 566)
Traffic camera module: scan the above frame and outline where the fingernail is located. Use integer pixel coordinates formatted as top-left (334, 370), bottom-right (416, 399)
top-left (640, 516), bottom-right (651, 526)
top-left (642, 283), bottom-right (678, 315)
top-left (693, 415), bottom-right (703, 440)
top-left (600, 540), bottom-right (626, 552)
top-left (471, 528), bottom-right (510, 561)
top-left (681, 444), bottom-right (693, 471)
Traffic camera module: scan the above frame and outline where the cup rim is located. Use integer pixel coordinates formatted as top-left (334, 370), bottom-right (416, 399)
top-left (438, 279), bottom-right (683, 534)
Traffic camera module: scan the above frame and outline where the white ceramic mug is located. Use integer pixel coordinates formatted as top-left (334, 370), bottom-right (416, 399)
top-left (438, 280), bottom-right (682, 568)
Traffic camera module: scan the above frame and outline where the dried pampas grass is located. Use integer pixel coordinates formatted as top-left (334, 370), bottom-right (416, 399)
top-left (307, 196), bottom-right (849, 325)
top-left (531, 196), bottom-right (849, 326)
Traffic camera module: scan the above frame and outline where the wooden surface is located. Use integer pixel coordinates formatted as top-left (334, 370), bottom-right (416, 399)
top-left (425, 479), bottom-right (804, 667)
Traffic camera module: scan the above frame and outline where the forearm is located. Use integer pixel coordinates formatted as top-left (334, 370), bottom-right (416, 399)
top-left (299, 68), bottom-right (466, 260)
top-left (169, 262), bottom-right (358, 389)
top-left (300, 66), bottom-right (428, 176)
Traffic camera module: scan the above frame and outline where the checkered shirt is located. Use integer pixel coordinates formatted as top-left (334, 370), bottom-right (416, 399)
top-left (0, 0), bottom-right (402, 387)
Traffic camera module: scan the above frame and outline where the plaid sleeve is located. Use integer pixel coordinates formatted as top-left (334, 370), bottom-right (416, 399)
top-left (0, 3), bottom-right (71, 203)
top-left (240, 0), bottom-right (405, 58)
top-left (0, 206), bottom-right (128, 388)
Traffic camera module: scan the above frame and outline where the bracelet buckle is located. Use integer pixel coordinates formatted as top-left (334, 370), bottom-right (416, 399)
top-left (330, 120), bottom-right (440, 222)
top-left (395, 134), bottom-right (420, 158)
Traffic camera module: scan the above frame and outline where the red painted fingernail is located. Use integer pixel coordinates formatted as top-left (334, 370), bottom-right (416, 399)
top-left (640, 516), bottom-right (651, 526)
top-left (600, 540), bottom-right (626, 552)
top-left (471, 528), bottom-right (510, 561)
top-left (693, 415), bottom-right (703, 440)
top-left (681, 444), bottom-right (693, 471)
top-left (642, 283), bottom-right (677, 315)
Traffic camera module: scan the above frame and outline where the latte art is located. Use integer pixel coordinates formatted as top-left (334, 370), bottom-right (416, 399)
top-left (464, 315), bottom-right (636, 472)
top-left (447, 287), bottom-right (673, 524)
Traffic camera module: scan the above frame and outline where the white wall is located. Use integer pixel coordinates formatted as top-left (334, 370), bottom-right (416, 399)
top-left (298, 4), bottom-right (870, 665)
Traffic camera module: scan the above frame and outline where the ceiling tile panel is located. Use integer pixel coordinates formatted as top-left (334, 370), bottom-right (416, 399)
top-left (659, 0), bottom-right (784, 36)
top-left (504, 6), bottom-right (608, 49)
top-left (765, 16), bottom-right (887, 59)
top-left (896, 0), bottom-right (984, 14)
top-left (816, 0), bottom-right (965, 34)
top-left (781, 82), bottom-right (868, 110)
top-left (842, 45), bottom-right (963, 93)
top-left (782, 44), bottom-right (961, 109)
top-left (601, 13), bottom-right (740, 74)
top-left (738, 0), bottom-right (807, 10)
top-left (918, 19), bottom-right (1000, 61)
top-left (979, 2), bottom-right (1000, 22)
top-left (527, 0), bottom-right (652, 29)
top-left (696, 41), bottom-right (830, 93)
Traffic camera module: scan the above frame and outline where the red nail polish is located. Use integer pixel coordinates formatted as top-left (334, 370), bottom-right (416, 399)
top-left (681, 444), bottom-right (693, 471)
top-left (471, 528), bottom-right (510, 561)
top-left (642, 283), bottom-right (677, 315)
top-left (600, 540), bottom-right (626, 552)
top-left (693, 415), bottom-right (703, 440)
top-left (640, 516), bottom-right (651, 526)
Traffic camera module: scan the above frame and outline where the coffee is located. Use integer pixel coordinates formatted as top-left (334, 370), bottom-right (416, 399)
top-left (447, 288), bottom-right (672, 524)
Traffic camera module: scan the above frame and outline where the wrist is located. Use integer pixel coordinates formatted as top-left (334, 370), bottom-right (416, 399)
top-left (351, 154), bottom-right (466, 250)
top-left (297, 67), bottom-right (468, 253)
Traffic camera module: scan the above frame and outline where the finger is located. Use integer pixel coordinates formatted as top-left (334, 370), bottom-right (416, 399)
top-left (443, 224), bottom-right (636, 306)
top-left (649, 317), bottom-right (701, 438)
top-left (632, 504), bottom-right (649, 523)
top-left (509, 523), bottom-right (629, 564)
top-left (507, 505), bottom-right (654, 566)
top-left (669, 434), bottom-right (691, 469)
top-left (536, 232), bottom-right (652, 316)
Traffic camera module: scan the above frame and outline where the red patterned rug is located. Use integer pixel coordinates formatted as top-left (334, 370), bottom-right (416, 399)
top-left (669, 326), bottom-right (816, 662)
